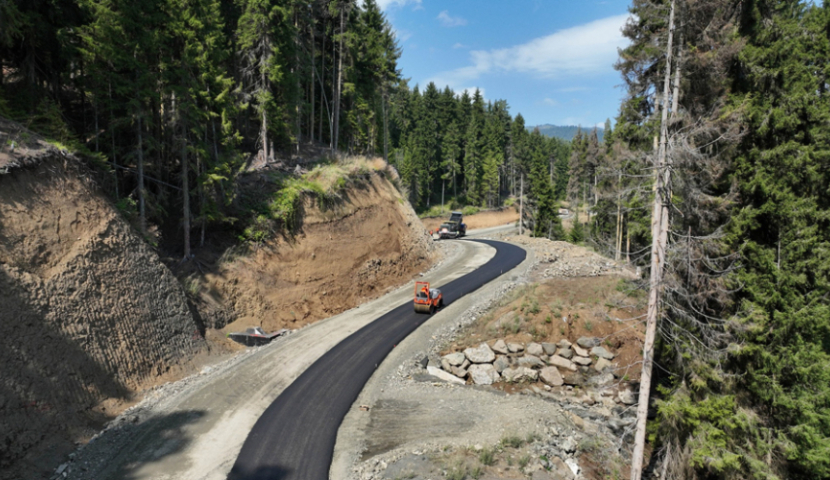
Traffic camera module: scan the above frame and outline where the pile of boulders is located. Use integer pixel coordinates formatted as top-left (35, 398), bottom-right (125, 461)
top-left (428, 336), bottom-right (621, 390)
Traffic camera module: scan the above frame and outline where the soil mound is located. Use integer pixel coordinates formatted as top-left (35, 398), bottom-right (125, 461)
top-left (194, 171), bottom-right (435, 337)
top-left (0, 124), bottom-right (203, 480)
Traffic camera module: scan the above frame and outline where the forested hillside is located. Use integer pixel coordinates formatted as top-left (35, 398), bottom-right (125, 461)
top-left (531, 123), bottom-right (605, 142)
top-left (0, 0), bottom-right (572, 249)
top-left (574, 1), bottom-right (830, 479)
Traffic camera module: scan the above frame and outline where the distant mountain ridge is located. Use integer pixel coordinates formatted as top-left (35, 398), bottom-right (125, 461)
top-left (529, 124), bottom-right (604, 142)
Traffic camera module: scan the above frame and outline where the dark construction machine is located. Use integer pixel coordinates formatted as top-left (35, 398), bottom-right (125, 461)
top-left (437, 211), bottom-right (467, 239)
top-left (227, 327), bottom-right (289, 347)
top-left (414, 281), bottom-right (443, 314)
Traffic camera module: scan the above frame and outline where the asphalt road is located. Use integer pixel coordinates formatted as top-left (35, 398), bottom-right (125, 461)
top-left (227, 239), bottom-right (526, 480)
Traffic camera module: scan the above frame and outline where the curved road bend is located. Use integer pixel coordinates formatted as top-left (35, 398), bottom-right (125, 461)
top-left (227, 239), bottom-right (526, 480)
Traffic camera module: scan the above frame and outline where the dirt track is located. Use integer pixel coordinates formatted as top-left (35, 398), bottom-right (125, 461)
top-left (61, 238), bottom-right (500, 480)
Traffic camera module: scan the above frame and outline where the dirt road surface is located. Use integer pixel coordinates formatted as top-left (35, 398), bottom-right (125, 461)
top-left (62, 236), bottom-right (502, 480)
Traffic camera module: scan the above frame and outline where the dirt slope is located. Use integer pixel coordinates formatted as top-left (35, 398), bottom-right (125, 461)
top-left (195, 172), bottom-right (435, 338)
top-left (0, 122), bottom-right (204, 480)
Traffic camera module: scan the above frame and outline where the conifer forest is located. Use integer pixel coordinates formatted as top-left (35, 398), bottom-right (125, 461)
top-left (2, 0), bottom-right (830, 478)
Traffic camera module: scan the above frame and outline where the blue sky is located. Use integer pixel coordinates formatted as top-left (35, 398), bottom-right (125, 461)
top-left (376, 0), bottom-right (634, 128)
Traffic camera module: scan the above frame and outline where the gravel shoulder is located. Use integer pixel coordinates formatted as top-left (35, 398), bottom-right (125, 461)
top-left (331, 232), bottom-right (537, 480)
top-left (59, 239), bottom-right (495, 480)
top-left (332, 232), bottom-right (641, 480)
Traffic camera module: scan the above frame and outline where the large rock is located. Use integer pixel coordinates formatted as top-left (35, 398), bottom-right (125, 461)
top-left (562, 371), bottom-right (586, 386)
top-left (427, 366), bottom-right (465, 385)
top-left (559, 436), bottom-right (577, 454)
top-left (503, 366), bottom-right (537, 383)
top-left (557, 339), bottom-right (573, 349)
top-left (501, 367), bottom-right (522, 382)
top-left (549, 457), bottom-right (576, 480)
top-left (548, 355), bottom-right (577, 371)
top-left (441, 357), bottom-right (453, 372)
top-left (493, 355), bottom-right (510, 373)
top-left (591, 346), bottom-right (615, 360)
top-left (469, 364), bottom-right (500, 385)
top-left (542, 343), bottom-right (557, 355)
top-left (492, 339), bottom-right (509, 354)
top-left (572, 344), bottom-right (589, 357)
top-left (577, 337), bottom-right (600, 349)
top-left (587, 372), bottom-right (614, 386)
top-left (594, 357), bottom-right (612, 373)
top-left (444, 352), bottom-right (467, 366)
top-left (572, 356), bottom-right (592, 366)
top-left (508, 342), bottom-right (525, 353)
top-left (557, 347), bottom-right (574, 359)
top-left (526, 342), bottom-right (544, 356)
top-left (539, 366), bottom-right (564, 386)
top-left (451, 366), bottom-right (468, 378)
top-left (464, 343), bottom-right (496, 363)
top-left (518, 355), bottom-right (545, 368)
top-left (618, 389), bottom-right (637, 405)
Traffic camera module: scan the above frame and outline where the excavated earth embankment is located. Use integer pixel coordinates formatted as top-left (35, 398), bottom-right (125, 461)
top-left (0, 124), bottom-right (204, 480)
top-left (0, 119), bottom-right (435, 480)
top-left (199, 171), bottom-right (435, 338)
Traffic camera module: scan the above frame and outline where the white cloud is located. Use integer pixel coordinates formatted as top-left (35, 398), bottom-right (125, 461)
top-left (452, 42), bottom-right (468, 49)
top-left (558, 86), bottom-right (590, 93)
top-left (375, 0), bottom-right (421, 11)
top-left (542, 98), bottom-right (559, 107)
top-left (428, 14), bottom-right (630, 88)
top-left (393, 27), bottom-right (413, 42)
top-left (437, 10), bottom-right (468, 27)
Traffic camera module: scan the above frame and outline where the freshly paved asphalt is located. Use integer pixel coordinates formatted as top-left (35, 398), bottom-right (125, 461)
top-left (227, 239), bottom-right (526, 480)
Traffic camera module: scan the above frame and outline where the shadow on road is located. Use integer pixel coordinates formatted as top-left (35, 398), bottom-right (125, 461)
top-left (86, 409), bottom-right (207, 480)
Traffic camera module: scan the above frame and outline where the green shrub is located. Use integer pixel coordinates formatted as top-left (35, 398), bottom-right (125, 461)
top-left (479, 448), bottom-right (495, 466)
top-left (462, 205), bottom-right (480, 216)
top-left (500, 435), bottom-right (524, 449)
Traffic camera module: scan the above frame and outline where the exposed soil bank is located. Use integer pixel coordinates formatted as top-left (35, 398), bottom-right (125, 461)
top-left (0, 124), bottom-right (204, 480)
top-left (192, 172), bottom-right (435, 339)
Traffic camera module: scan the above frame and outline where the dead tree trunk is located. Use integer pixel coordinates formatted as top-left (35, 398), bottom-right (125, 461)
top-left (310, 21), bottom-right (315, 144)
top-left (332, 6), bottom-right (345, 154)
top-left (181, 118), bottom-right (190, 260)
top-left (519, 174), bottom-right (524, 235)
top-left (615, 171), bottom-right (622, 261)
top-left (630, 1), bottom-right (676, 479)
top-left (382, 83), bottom-right (389, 162)
top-left (136, 109), bottom-right (147, 236)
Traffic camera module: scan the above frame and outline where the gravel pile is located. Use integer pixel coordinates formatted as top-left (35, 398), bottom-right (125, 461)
top-left (502, 236), bottom-right (636, 279)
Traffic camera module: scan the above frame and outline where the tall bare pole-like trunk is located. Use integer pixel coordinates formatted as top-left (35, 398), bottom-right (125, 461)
top-left (332, 5), bottom-right (345, 154)
top-left (382, 83), bottom-right (389, 162)
top-left (136, 110), bottom-right (147, 236)
top-left (319, 30), bottom-right (326, 142)
top-left (630, 1), bottom-right (676, 479)
top-left (615, 171), bottom-right (622, 261)
top-left (310, 20), bottom-right (315, 144)
top-left (261, 65), bottom-right (269, 161)
top-left (294, 10), bottom-right (301, 154)
top-left (109, 82), bottom-right (119, 198)
top-left (519, 174), bottom-right (524, 235)
top-left (181, 118), bottom-right (191, 260)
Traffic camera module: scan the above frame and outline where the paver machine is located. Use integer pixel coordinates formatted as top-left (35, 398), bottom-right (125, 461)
top-left (414, 281), bottom-right (443, 314)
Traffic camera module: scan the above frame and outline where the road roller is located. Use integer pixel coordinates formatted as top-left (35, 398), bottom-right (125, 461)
top-left (414, 281), bottom-right (443, 314)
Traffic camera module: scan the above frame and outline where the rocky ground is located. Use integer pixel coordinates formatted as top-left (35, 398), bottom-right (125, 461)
top-left (335, 231), bottom-right (646, 480)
